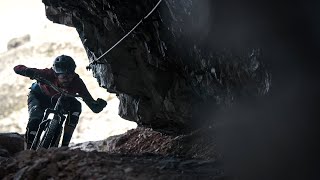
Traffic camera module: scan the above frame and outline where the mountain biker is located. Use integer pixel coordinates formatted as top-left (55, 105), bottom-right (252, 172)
top-left (13, 54), bottom-right (107, 149)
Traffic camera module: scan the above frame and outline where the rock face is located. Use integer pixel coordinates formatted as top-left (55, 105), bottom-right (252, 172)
top-left (42, 0), bottom-right (270, 133)
top-left (71, 127), bottom-right (217, 160)
top-left (0, 133), bottom-right (24, 158)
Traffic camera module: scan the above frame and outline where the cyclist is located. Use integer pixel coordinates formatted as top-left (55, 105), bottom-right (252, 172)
top-left (14, 55), bottom-right (107, 149)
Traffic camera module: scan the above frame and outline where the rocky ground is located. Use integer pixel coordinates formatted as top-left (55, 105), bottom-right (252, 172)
top-left (71, 127), bottom-right (218, 160)
top-left (0, 148), bottom-right (226, 180)
top-left (0, 128), bottom-right (226, 179)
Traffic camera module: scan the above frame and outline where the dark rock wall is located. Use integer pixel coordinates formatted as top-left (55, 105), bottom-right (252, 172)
top-left (42, 0), bottom-right (270, 133)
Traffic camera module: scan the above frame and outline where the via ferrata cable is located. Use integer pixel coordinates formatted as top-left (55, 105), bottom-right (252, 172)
top-left (87, 0), bottom-right (163, 69)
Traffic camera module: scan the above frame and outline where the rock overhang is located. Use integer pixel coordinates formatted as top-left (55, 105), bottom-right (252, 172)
top-left (42, 0), bottom-right (270, 134)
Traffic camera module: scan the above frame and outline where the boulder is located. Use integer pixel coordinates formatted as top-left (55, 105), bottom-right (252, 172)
top-left (0, 133), bottom-right (24, 156)
top-left (71, 127), bottom-right (217, 160)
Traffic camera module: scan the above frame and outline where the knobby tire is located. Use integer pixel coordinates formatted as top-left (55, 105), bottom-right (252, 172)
top-left (38, 118), bottom-right (60, 149)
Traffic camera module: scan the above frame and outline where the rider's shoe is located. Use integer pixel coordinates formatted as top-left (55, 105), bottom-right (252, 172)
top-left (61, 131), bottom-right (73, 147)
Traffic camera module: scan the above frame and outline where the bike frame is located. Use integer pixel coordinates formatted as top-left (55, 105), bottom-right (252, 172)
top-left (30, 94), bottom-right (66, 150)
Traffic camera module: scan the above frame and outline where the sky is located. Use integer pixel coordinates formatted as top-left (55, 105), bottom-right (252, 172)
top-left (0, 0), bottom-right (48, 52)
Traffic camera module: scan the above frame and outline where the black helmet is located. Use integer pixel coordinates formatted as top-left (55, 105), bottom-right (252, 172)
top-left (52, 55), bottom-right (76, 74)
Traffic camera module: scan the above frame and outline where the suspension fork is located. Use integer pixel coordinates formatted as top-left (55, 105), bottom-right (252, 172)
top-left (30, 108), bottom-right (55, 149)
top-left (52, 115), bottom-right (66, 147)
top-left (46, 95), bottom-right (65, 147)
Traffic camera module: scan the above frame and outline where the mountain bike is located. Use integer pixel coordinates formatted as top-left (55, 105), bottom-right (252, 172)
top-left (29, 76), bottom-right (94, 150)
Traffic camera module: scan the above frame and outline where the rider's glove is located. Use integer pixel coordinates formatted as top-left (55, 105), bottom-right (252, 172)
top-left (91, 98), bottom-right (107, 113)
top-left (96, 98), bottom-right (107, 108)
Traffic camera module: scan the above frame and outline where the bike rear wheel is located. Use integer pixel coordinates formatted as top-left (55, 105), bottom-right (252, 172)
top-left (38, 118), bottom-right (60, 149)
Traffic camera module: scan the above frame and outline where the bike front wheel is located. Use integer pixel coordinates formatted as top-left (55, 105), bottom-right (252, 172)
top-left (37, 118), bottom-right (60, 149)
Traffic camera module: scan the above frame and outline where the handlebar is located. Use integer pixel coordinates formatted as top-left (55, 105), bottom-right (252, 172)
top-left (33, 76), bottom-right (94, 103)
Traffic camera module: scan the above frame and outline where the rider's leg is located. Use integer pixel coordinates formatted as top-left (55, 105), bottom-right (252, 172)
top-left (26, 92), bottom-right (45, 149)
top-left (62, 98), bottom-right (81, 147)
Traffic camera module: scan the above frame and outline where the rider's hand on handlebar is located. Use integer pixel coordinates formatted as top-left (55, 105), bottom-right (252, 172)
top-left (90, 98), bottom-right (107, 113)
top-left (82, 97), bottom-right (107, 113)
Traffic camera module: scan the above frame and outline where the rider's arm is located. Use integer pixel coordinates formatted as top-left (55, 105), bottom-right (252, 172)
top-left (13, 65), bottom-right (52, 79)
top-left (77, 78), bottom-right (107, 113)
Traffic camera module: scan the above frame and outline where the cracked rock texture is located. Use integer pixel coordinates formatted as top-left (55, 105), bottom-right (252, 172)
top-left (71, 127), bottom-right (217, 160)
top-left (42, 0), bottom-right (270, 133)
